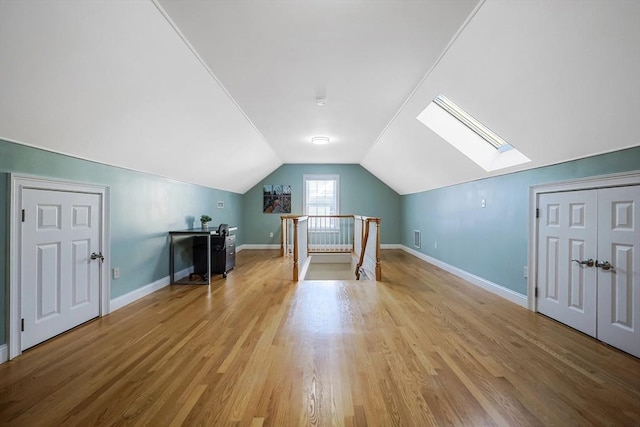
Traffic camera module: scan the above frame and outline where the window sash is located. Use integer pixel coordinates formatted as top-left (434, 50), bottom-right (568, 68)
top-left (304, 175), bottom-right (339, 229)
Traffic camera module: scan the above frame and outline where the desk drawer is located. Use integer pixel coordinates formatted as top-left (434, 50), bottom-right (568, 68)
top-left (226, 235), bottom-right (236, 269)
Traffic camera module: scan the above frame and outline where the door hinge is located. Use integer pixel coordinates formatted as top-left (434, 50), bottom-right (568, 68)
top-left (535, 287), bottom-right (538, 298)
top-left (536, 208), bottom-right (539, 219)
top-left (21, 318), bottom-right (24, 332)
top-left (22, 209), bottom-right (25, 222)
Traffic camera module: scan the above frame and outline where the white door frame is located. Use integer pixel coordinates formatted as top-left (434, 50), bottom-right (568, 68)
top-left (528, 170), bottom-right (640, 311)
top-left (9, 174), bottom-right (111, 360)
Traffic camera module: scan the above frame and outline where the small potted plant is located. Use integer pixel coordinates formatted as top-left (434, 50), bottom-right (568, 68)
top-left (200, 214), bottom-right (212, 230)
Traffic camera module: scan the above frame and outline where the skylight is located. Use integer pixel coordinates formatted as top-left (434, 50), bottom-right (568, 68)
top-left (417, 95), bottom-right (530, 172)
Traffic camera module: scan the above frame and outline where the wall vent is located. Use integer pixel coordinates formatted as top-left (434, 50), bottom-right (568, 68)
top-left (414, 230), bottom-right (421, 248)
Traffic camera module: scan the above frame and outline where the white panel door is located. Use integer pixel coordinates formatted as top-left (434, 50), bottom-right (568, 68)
top-left (537, 190), bottom-right (598, 336)
top-left (21, 188), bottom-right (101, 350)
top-left (597, 185), bottom-right (640, 357)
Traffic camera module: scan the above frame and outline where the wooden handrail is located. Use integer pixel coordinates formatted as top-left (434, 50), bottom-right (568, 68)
top-left (355, 217), bottom-right (381, 281)
top-left (292, 217), bottom-right (299, 280)
top-left (281, 215), bottom-right (308, 257)
top-left (280, 216), bottom-right (285, 256)
top-left (355, 218), bottom-right (369, 280)
top-left (307, 214), bottom-right (355, 218)
top-left (281, 214), bottom-right (381, 281)
top-left (288, 216), bottom-right (308, 281)
top-left (375, 218), bottom-right (381, 280)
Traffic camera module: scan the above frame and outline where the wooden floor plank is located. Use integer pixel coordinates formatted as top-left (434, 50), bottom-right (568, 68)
top-left (1, 249), bottom-right (639, 426)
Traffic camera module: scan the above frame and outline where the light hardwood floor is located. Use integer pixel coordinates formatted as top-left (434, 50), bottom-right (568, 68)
top-left (1, 249), bottom-right (638, 426)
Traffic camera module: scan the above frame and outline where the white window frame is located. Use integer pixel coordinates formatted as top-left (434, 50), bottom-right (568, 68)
top-left (303, 174), bottom-right (340, 230)
top-left (416, 94), bottom-right (530, 172)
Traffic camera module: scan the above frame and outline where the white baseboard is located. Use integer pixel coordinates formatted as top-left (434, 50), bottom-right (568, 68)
top-left (239, 244), bottom-right (280, 250)
top-left (310, 253), bottom-right (353, 263)
top-left (381, 244), bottom-right (402, 249)
top-left (400, 245), bottom-right (527, 308)
top-left (240, 244), bottom-right (401, 251)
top-left (0, 344), bottom-right (7, 364)
top-left (109, 266), bottom-right (192, 312)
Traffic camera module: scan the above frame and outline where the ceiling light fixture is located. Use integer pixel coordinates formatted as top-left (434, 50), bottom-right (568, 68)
top-left (316, 96), bottom-right (326, 106)
top-left (311, 136), bottom-right (330, 145)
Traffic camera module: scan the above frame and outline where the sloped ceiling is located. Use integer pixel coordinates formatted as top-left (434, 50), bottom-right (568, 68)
top-left (0, 0), bottom-right (281, 193)
top-left (1, 1), bottom-right (638, 195)
top-left (362, 0), bottom-right (640, 193)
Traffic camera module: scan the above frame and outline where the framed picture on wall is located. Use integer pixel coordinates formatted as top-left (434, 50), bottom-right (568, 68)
top-left (263, 185), bottom-right (292, 213)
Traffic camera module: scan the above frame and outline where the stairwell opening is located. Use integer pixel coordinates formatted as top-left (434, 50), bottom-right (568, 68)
top-left (303, 253), bottom-right (359, 281)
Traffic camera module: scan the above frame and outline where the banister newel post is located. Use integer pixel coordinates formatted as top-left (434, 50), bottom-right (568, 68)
top-left (292, 217), bottom-right (299, 281)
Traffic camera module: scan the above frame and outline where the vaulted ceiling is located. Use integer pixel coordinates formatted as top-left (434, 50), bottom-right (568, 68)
top-left (1, 1), bottom-right (638, 194)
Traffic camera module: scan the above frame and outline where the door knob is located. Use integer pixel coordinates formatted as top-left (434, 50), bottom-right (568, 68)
top-left (572, 258), bottom-right (594, 267)
top-left (596, 260), bottom-right (613, 271)
top-left (90, 252), bottom-right (104, 263)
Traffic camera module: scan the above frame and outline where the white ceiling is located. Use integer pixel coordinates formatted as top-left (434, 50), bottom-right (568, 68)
top-left (1, 0), bottom-right (638, 194)
top-left (362, 0), bottom-right (640, 193)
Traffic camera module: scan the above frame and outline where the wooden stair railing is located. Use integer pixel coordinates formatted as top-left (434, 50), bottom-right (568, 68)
top-left (281, 214), bottom-right (381, 281)
top-left (355, 217), bottom-right (381, 281)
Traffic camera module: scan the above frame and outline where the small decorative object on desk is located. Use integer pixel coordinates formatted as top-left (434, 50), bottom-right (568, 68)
top-left (200, 214), bottom-right (212, 230)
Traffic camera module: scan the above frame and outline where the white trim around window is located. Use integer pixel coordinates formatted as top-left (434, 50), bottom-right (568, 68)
top-left (303, 174), bottom-right (340, 231)
top-left (303, 174), bottom-right (340, 216)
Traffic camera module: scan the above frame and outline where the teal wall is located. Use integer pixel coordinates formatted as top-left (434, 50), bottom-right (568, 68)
top-left (243, 164), bottom-right (401, 245)
top-left (2, 139), bottom-right (637, 348)
top-left (0, 139), bottom-right (243, 346)
top-left (401, 146), bottom-right (640, 296)
top-left (0, 173), bottom-right (6, 346)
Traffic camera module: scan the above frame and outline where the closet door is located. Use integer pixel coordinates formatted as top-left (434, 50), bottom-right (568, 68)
top-left (537, 190), bottom-right (598, 336)
top-left (21, 188), bottom-right (102, 350)
top-left (596, 185), bottom-right (640, 357)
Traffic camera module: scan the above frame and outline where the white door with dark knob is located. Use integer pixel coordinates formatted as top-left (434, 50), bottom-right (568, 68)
top-left (537, 185), bottom-right (639, 357)
top-left (596, 185), bottom-right (640, 357)
top-left (21, 188), bottom-right (102, 350)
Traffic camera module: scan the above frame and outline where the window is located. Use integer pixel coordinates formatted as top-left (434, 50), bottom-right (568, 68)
top-left (416, 94), bottom-right (530, 172)
top-left (304, 174), bottom-right (339, 229)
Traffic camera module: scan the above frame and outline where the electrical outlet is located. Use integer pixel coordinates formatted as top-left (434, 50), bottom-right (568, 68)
top-left (523, 266), bottom-right (528, 278)
top-left (481, 198), bottom-right (486, 208)
top-left (269, 232), bottom-right (274, 238)
top-left (434, 241), bottom-right (437, 249)
top-left (113, 267), bottom-right (120, 279)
